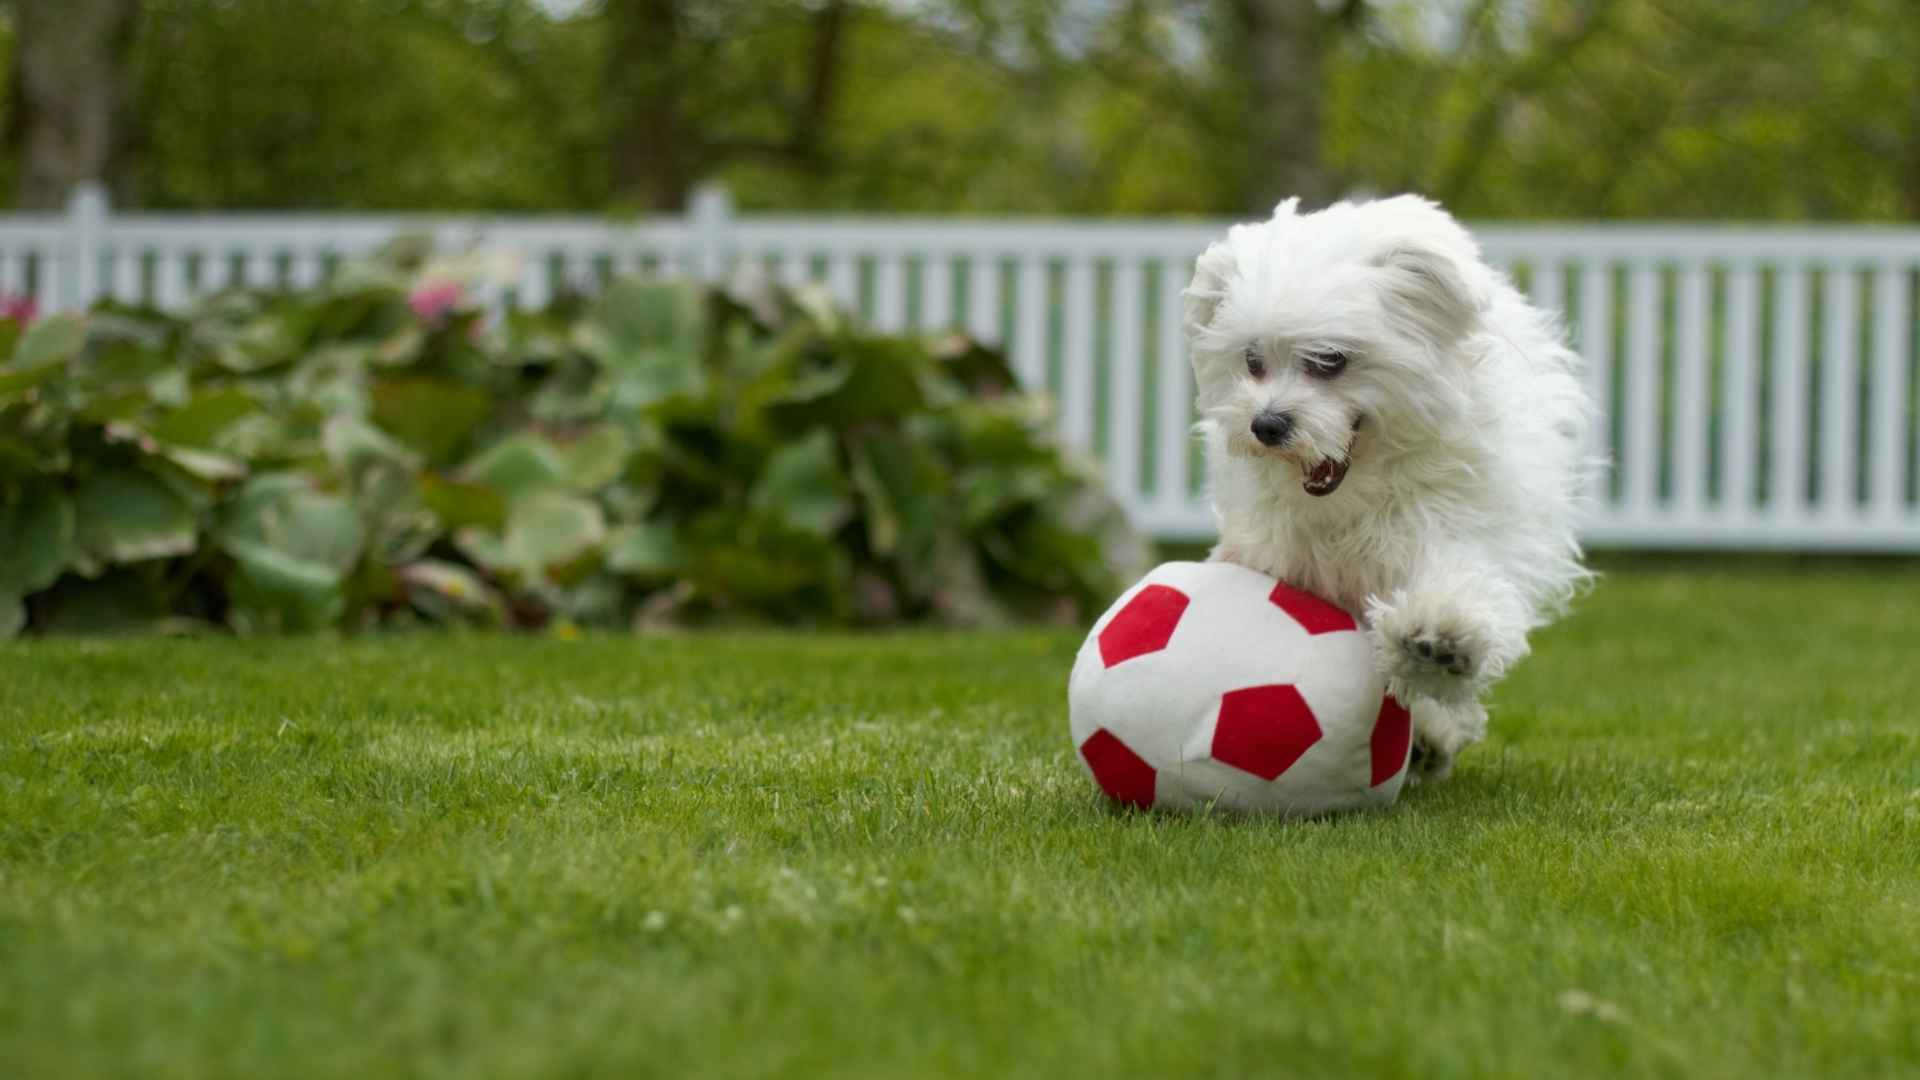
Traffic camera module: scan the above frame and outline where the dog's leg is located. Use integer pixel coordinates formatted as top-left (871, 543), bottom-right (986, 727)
top-left (1406, 699), bottom-right (1487, 784)
top-left (1364, 557), bottom-right (1530, 706)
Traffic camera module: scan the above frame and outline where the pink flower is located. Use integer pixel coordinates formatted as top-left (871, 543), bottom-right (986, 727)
top-left (0, 293), bottom-right (39, 325)
top-left (407, 280), bottom-right (465, 324)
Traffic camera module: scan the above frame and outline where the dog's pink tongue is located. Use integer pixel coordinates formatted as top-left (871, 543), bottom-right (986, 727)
top-left (1303, 457), bottom-right (1349, 496)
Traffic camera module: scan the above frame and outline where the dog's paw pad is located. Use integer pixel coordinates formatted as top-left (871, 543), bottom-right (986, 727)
top-left (1400, 629), bottom-right (1475, 678)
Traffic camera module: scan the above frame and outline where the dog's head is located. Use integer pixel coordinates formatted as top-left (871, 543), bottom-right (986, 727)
top-left (1183, 195), bottom-right (1492, 497)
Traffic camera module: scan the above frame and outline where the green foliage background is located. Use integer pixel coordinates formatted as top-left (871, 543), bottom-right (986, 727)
top-left (0, 256), bottom-right (1143, 636)
top-left (4, 0), bottom-right (1914, 219)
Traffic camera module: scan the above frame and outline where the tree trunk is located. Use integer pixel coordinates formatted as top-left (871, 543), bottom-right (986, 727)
top-left (605, 0), bottom-right (851, 209)
top-left (791, 0), bottom-right (850, 178)
top-left (1230, 0), bottom-right (1334, 212)
top-left (8, 0), bottom-right (143, 209)
top-left (606, 0), bottom-right (694, 211)
top-left (1907, 103), bottom-right (1920, 221)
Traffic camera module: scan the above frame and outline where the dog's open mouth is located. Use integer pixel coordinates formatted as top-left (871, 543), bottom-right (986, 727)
top-left (1303, 457), bottom-right (1349, 496)
top-left (1300, 416), bottom-right (1362, 496)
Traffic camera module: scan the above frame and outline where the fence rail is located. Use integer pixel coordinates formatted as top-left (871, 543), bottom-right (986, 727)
top-left (6, 184), bottom-right (1920, 550)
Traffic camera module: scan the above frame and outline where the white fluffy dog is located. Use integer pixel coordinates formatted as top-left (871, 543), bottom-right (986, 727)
top-left (1183, 195), bottom-right (1592, 780)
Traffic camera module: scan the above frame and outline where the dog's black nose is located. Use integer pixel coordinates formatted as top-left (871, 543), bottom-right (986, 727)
top-left (1250, 411), bottom-right (1293, 448)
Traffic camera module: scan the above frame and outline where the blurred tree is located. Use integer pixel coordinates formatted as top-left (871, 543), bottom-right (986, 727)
top-left (6, 0), bottom-right (142, 208)
top-left (1227, 0), bottom-right (1351, 210)
top-left (0, 0), bottom-right (1914, 220)
top-left (132, 0), bottom-right (604, 209)
top-left (1331, 0), bottom-right (1920, 220)
top-left (605, 0), bottom-right (852, 210)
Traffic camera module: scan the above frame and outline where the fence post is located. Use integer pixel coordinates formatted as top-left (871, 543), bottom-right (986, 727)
top-left (688, 183), bottom-right (732, 284)
top-left (63, 182), bottom-right (111, 314)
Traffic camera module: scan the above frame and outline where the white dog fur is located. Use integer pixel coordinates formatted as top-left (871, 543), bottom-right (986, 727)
top-left (1183, 194), bottom-right (1593, 781)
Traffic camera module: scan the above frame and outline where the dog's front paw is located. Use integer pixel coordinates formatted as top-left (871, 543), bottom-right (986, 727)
top-left (1365, 592), bottom-right (1498, 705)
top-left (1407, 732), bottom-right (1454, 785)
top-left (1389, 626), bottom-right (1485, 703)
top-left (1405, 700), bottom-right (1487, 785)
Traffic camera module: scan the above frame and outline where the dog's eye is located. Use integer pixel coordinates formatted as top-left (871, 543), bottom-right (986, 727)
top-left (1244, 347), bottom-right (1267, 378)
top-left (1303, 350), bottom-right (1349, 378)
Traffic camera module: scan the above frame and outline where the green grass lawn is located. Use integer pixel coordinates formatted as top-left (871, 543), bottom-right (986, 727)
top-left (3, 561), bottom-right (1918, 1079)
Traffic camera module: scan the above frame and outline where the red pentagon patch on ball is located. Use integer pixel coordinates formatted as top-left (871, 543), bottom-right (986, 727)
top-left (1268, 582), bottom-right (1357, 635)
top-left (1371, 695), bottom-right (1412, 787)
top-left (1079, 728), bottom-right (1157, 809)
top-left (1211, 683), bottom-right (1323, 781)
top-left (1097, 584), bottom-right (1189, 668)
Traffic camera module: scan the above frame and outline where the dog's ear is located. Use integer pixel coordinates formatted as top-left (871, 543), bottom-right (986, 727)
top-left (1366, 196), bottom-right (1490, 341)
top-left (1182, 240), bottom-right (1236, 341)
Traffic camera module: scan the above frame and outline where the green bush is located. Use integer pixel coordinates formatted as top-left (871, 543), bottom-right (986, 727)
top-left (0, 253), bottom-right (1144, 636)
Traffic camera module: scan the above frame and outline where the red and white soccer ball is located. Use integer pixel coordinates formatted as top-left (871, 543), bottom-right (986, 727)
top-left (1068, 561), bottom-right (1414, 816)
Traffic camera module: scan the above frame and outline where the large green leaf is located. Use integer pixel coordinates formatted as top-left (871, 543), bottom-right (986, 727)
top-left (608, 362), bottom-right (706, 413)
top-left (0, 315), bottom-right (87, 403)
top-left (149, 388), bottom-right (260, 448)
top-left (371, 375), bottom-right (493, 463)
top-left (749, 427), bottom-right (851, 539)
top-left (583, 278), bottom-right (706, 363)
top-left (72, 469), bottom-right (198, 567)
top-left (957, 463), bottom-right (1060, 526)
top-left (946, 398), bottom-right (1058, 466)
top-left (74, 388), bottom-right (153, 424)
top-left (452, 528), bottom-right (514, 577)
top-left (214, 471), bottom-right (302, 525)
top-left (219, 475), bottom-right (365, 577)
top-left (605, 521), bottom-right (685, 580)
top-left (0, 362), bottom-right (62, 403)
top-left (929, 334), bottom-right (1020, 396)
top-left (0, 594), bottom-right (21, 638)
top-left (321, 416), bottom-right (423, 546)
top-left (200, 295), bottom-right (315, 374)
top-left (503, 491), bottom-right (605, 577)
top-left (82, 335), bottom-right (177, 399)
top-left (225, 538), bottom-right (344, 595)
top-left (373, 323), bottom-right (426, 367)
top-left (284, 343), bottom-right (372, 418)
top-left (528, 368), bottom-right (611, 424)
top-left (420, 474), bottom-right (507, 531)
top-left (158, 444), bottom-right (247, 483)
top-left (578, 278), bottom-right (707, 408)
top-left (15, 313), bottom-right (88, 369)
top-left (460, 433), bottom-right (568, 501)
top-left (216, 475), bottom-right (366, 634)
top-left (847, 431), bottom-right (948, 561)
top-left (0, 482), bottom-right (75, 596)
top-left (0, 431), bottom-right (43, 481)
top-left (561, 424), bottom-right (631, 493)
top-left (765, 335), bottom-right (929, 431)
top-left (322, 415), bottom-right (421, 485)
top-left (224, 542), bottom-right (346, 634)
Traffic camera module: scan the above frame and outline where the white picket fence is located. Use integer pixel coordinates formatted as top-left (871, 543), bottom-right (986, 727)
top-left (5, 184), bottom-right (1920, 550)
